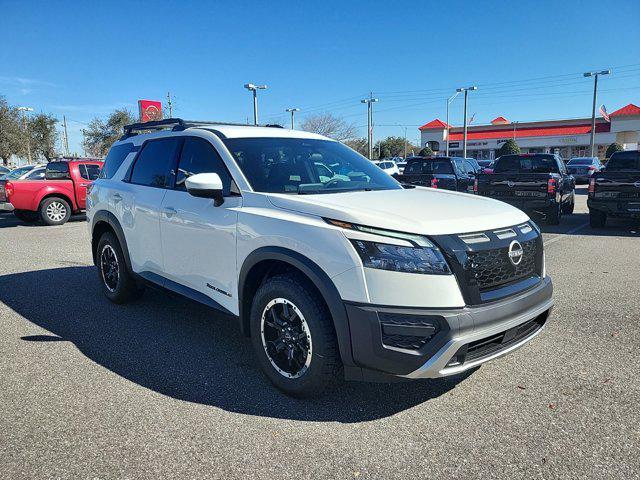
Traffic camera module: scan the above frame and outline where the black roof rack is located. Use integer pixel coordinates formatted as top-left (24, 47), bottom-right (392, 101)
top-left (121, 118), bottom-right (284, 140)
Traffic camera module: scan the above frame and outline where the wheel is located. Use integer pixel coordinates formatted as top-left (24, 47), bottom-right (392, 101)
top-left (96, 231), bottom-right (144, 304)
top-left (250, 273), bottom-right (341, 397)
top-left (39, 197), bottom-right (71, 225)
top-left (589, 209), bottom-right (607, 228)
top-left (13, 210), bottom-right (39, 223)
top-left (561, 196), bottom-right (575, 214)
top-left (546, 202), bottom-right (561, 225)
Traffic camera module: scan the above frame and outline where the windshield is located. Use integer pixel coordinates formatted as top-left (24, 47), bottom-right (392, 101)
top-left (568, 158), bottom-right (594, 166)
top-left (606, 152), bottom-right (640, 171)
top-left (405, 159), bottom-right (454, 175)
top-left (221, 137), bottom-right (402, 194)
top-left (4, 166), bottom-right (34, 179)
top-left (494, 154), bottom-right (559, 174)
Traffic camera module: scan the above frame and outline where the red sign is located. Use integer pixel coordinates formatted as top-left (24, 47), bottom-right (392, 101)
top-left (138, 100), bottom-right (163, 123)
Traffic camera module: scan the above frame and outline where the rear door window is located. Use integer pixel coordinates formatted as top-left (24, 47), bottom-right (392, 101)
top-left (606, 151), bottom-right (640, 171)
top-left (130, 138), bottom-right (182, 188)
top-left (79, 164), bottom-right (101, 180)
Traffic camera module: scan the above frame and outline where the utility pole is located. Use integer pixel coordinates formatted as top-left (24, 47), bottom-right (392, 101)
top-left (244, 83), bottom-right (268, 125)
top-left (456, 86), bottom-right (477, 158)
top-left (17, 106), bottom-right (33, 163)
top-left (584, 69), bottom-right (611, 157)
top-left (286, 108), bottom-right (300, 129)
top-left (166, 92), bottom-right (173, 118)
top-left (445, 91), bottom-right (460, 156)
top-left (404, 126), bottom-right (408, 159)
top-left (512, 121), bottom-right (518, 140)
top-left (63, 115), bottom-right (70, 156)
top-left (361, 93), bottom-right (379, 159)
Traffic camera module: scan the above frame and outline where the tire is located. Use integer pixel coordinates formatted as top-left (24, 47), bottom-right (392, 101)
top-left (547, 202), bottom-right (561, 225)
top-left (589, 209), bottom-right (607, 228)
top-left (561, 196), bottom-right (575, 215)
top-left (96, 231), bottom-right (144, 304)
top-left (250, 273), bottom-right (341, 397)
top-left (39, 197), bottom-right (71, 225)
top-left (13, 210), bottom-right (39, 223)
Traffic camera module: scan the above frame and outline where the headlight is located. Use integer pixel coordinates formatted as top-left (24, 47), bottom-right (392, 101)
top-left (350, 239), bottom-right (450, 275)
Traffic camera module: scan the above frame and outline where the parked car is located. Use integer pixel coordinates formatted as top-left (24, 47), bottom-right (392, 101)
top-left (476, 153), bottom-right (575, 225)
top-left (0, 165), bottom-right (10, 176)
top-left (587, 150), bottom-right (640, 227)
top-left (478, 160), bottom-right (494, 173)
top-left (396, 156), bottom-right (477, 193)
top-left (5, 159), bottom-right (102, 224)
top-left (396, 161), bottom-right (407, 174)
top-left (465, 157), bottom-right (482, 173)
top-left (373, 159), bottom-right (400, 176)
top-left (566, 157), bottom-right (603, 184)
top-left (87, 118), bottom-right (552, 396)
top-left (0, 164), bottom-right (47, 212)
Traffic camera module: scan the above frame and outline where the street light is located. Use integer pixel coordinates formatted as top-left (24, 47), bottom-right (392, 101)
top-left (244, 83), bottom-right (267, 125)
top-left (445, 91), bottom-right (460, 156)
top-left (285, 108), bottom-right (300, 129)
top-left (361, 94), bottom-right (379, 159)
top-left (17, 106), bottom-right (34, 163)
top-left (584, 69), bottom-right (611, 157)
top-left (456, 86), bottom-right (477, 158)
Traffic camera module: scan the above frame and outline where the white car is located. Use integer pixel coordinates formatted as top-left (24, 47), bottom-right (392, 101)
top-left (87, 119), bottom-right (553, 396)
top-left (373, 159), bottom-right (400, 176)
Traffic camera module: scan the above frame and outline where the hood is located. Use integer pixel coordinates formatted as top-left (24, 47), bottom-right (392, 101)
top-left (267, 187), bottom-right (529, 235)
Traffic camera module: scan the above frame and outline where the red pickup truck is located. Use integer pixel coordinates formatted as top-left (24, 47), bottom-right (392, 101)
top-left (6, 160), bottom-right (103, 225)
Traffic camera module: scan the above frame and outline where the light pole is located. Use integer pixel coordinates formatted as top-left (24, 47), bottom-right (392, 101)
top-left (285, 108), bottom-right (300, 129)
top-left (456, 86), bottom-right (477, 158)
top-left (445, 91), bottom-right (460, 156)
top-left (361, 93), bottom-right (379, 159)
top-left (244, 83), bottom-right (267, 125)
top-left (584, 69), bottom-right (611, 157)
top-left (17, 106), bottom-right (34, 163)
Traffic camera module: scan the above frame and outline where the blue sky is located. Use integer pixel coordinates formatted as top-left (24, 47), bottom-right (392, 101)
top-left (2, 0), bottom-right (639, 155)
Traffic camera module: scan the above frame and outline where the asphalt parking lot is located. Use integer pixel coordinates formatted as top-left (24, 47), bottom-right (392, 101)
top-left (0, 187), bottom-right (638, 479)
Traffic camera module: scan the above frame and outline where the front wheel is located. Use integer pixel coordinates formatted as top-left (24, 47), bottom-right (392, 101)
top-left (589, 209), bottom-right (607, 228)
top-left (561, 196), bottom-right (575, 214)
top-left (547, 202), bottom-right (561, 225)
top-left (250, 273), bottom-right (341, 397)
top-left (39, 197), bottom-right (71, 225)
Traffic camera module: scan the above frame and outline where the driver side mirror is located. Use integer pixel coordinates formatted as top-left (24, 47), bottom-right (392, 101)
top-left (185, 173), bottom-right (224, 206)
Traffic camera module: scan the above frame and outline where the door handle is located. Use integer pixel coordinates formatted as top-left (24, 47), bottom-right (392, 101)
top-left (79, 183), bottom-right (88, 187)
top-left (163, 206), bottom-right (177, 217)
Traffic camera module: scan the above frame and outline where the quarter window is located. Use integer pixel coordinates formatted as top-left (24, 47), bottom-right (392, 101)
top-left (130, 138), bottom-right (181, 188)
top-left (175, 137), bottom-right (233, 195)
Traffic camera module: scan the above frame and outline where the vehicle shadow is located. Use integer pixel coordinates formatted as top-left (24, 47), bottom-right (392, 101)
top-left (0, 212), bottom-right (86, 228)
top-left (0, 266), bottom-right (470, 423)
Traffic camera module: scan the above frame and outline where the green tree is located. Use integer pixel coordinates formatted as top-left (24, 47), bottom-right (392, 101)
top-left (0, 96), bottom-right (24, 165)
top-left (82, 109), bottom-right (136, 157)
top-left (343, 137), bottom-right (368, 156)
top-left (497, 139), bottom-right (520, 157)
top-left (418, 146), bottom-right (433, 157)
top-left (375, 136), bottom-right (409, 158)
top-left (605, 142), bottom-right (623, 159)
top-left (28, 113), bottom-right (59, 161)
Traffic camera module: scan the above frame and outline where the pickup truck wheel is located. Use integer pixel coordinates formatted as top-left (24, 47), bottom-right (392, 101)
top-left (546, 203), bottom-right (561, 225)
top-left (13, 210), bottom-right (38, 223)
top-left (250, 273), bottom-right (341, 397)
top-left (589, 209), bottom-right (607, 228)
top-left (39, 197), bottom-right (71, 225)
top-left (97, 231), bottom-right (144, 304)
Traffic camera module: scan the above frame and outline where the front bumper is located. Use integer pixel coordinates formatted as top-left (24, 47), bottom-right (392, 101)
top-left (0, 202), bottom-right (14, 212)
top-left (345, 276), bottom-right (553, 379)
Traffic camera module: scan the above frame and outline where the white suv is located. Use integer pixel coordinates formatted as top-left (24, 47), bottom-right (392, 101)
top-left (87, 119), bottom-right (553, 396)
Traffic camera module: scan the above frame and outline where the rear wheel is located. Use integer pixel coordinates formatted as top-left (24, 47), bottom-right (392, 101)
top-left (561, 195), bottom-right (575, 214)
top-left (39, 197), bottom-right (71, 225)
top-left (547, 202), bottom-right (561, 225)
top-left (97, 231), bottom-right (144, 303)
top-left (589, 209), bottom-right (607, 228)
top-left (13, 210), bottom-right (39, 223)
top-left (250, 273), bottom-right (341, 397)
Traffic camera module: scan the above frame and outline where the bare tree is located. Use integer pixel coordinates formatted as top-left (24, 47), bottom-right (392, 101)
top-left (300, 113), bottom-right (357, 142)
top-left (82, 109), bottom-right (136, 157)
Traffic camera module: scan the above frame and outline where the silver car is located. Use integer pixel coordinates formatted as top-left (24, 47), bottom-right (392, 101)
top-left (566, 157), bottom-right (602, 184)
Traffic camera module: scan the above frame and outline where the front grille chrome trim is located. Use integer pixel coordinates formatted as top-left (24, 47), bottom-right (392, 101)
top-left (493, 228), bottom-right (517, 239)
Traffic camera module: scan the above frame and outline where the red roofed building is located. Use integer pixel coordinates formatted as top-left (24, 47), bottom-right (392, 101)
top-left (419, 103), bottom-right (640, 160)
